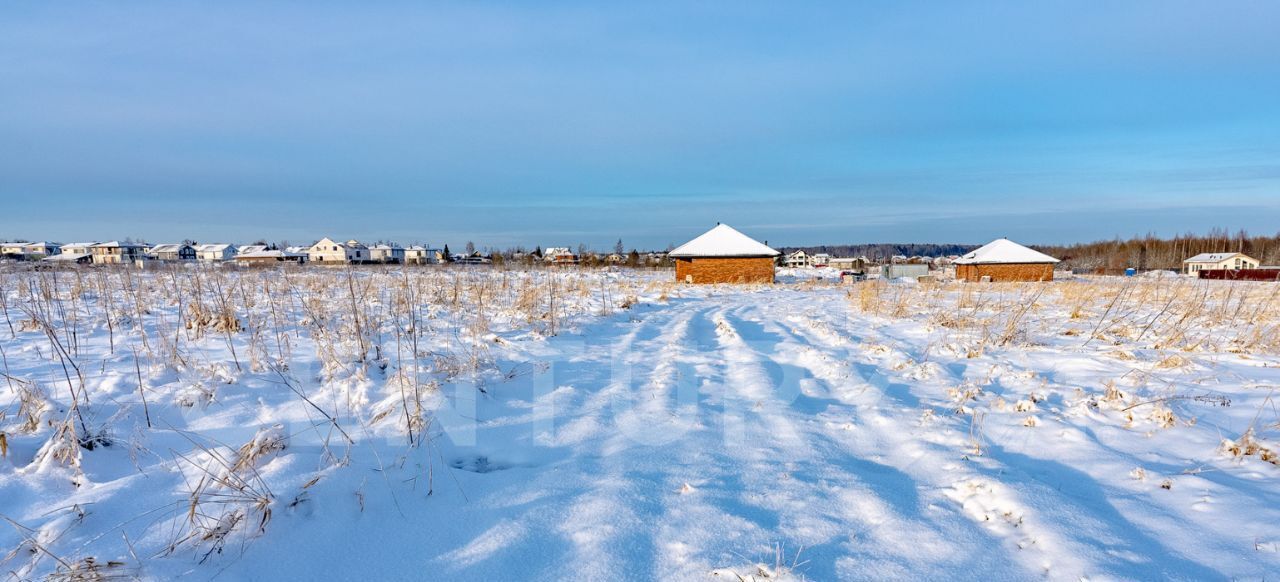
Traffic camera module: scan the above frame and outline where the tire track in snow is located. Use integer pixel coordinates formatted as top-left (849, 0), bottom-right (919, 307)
top-left (548, 300), bottom-right (710, 580)
top-left (764, 296), bottom-right (1220, 579)
top-left (752, 299), bottom-right (1069, 577)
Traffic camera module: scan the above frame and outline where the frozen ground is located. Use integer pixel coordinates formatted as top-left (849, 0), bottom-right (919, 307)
top-left (1, 267), bottom-right (1277, 580)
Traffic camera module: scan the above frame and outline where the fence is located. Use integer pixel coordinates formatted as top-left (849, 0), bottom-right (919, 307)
top-left (1198, 269), bottom-right (1280, 281)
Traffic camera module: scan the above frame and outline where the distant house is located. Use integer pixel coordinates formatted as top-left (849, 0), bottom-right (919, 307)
top-left (1183, 252), bottom-right (1259, 275)
top-left (308, 238), bottom-right (369, 264)
top-left (23, 242), bottom-right (61, 258)
top-left (235, 249), bottom-right (307, 266)
top-left (811, 253), bottom-right (832, 267)
top-left (543, 247), bottom-right (578, 265)
top-left (828, 256), bottom-right (869, 272)
top-left (456, 252), bottom-right (491, 265)
top-left (195, 244), bottom-right (237, 262)
top-left (405, 246), bottom-right (443, 265)
top-left (237, 244), bottom-right (270, 256)
top-left (784, 250), bottom-right (811, 268)
top-left (62, 242), bottom-right (96, 256)
top-left (370, 244), bottom-right (405, 264)
top-left (1, 242), bottom-right (60, 261)
top-left (149, 243), bottom-right (196, 262)
top-left (669, 223), bottom-right (780, 284)
top-left (48, 242), bottom-right (96, 264)
top-left (91, 241), bottom-right (147, 265)
top-left (954, 238), bottom-right (1060, 282)
top-left (604, 253), bottom-right (626, 264)
top-left (0, 242), bottom-right (28, 259)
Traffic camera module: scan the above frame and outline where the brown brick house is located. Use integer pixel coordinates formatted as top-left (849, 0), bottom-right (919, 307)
top-left (669, 224), bottom-right (780, 284)
top-left (954, 238), bottom-right (1059, 282)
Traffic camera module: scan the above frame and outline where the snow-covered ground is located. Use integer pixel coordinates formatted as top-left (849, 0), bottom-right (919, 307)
top-left (1, 267), bottom-right (1277, 580)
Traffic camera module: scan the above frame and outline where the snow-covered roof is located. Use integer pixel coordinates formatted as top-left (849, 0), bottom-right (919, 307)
top-left (237, 245), bottom-right (269, 255)
top-left (195, 243), bottom-right (235, 252)
top-left (92, 241), bottom-right (147, 248)
top-left (149, 243), bottom-right (189, 253)
top-left (953, 239), bottom-right (1059, 265)
top-left (1184, 252), bottom-right (1251, 263)
top-left (668, 224), bottom-right (779, 258)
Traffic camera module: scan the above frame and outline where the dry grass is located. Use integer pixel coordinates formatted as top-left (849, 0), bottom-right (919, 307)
top-left (849, 276), bottom-right (1280, 461)
top-left (0, 263), bottom-right (673, 575)
top-left (850, 277), bottom-right (1280, 356)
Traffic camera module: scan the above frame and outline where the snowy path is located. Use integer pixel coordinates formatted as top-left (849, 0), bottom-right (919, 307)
top-left (216, 288), bottom-right (1280, 580)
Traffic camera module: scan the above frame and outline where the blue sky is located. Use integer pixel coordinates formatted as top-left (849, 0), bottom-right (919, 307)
top-left (2, 1), bottom-right (1278, 250)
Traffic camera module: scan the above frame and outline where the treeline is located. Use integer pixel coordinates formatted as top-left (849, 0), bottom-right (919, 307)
top-left (777, 243), bottom-right (978, 262)
top-left (783, 229), bottom-right (1280, 273)
top-left (1035, 229), bottom-right (1280, 272)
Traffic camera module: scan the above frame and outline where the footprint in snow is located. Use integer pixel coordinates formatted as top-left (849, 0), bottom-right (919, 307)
top-left (450, 455), bottom-right (513, 473)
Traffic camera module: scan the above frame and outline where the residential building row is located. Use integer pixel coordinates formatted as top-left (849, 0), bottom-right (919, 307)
top-left (0, 239), bottom-right (650, 267)
top-left (0, 239), bottom-right (446, 266)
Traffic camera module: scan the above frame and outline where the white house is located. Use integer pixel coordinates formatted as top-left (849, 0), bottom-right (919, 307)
top-left (405, 246), bottom-right (442, 265)
top-left (48, 242), bottom-right (97, 263)
top-left (63, 242), bottom-right (95, 256)
top-left (308, 238), bottom-right (369, 264)
top-left (784, 250), bottom-right (811, 268)
top-left (370, 244), bottom-right (406, 264)
top-left (195, 244), bottom-right (237, 262)
top-left (149, 243), bottom-right (196, 261)
top-left (91, 241), bottom-right (148, 264)
top-left (23, 242), bottom-right (61, 258)
top-left (1183, 252), bottom-right (1259, 275)
top-left (811, 253), bottom-right (832, 267)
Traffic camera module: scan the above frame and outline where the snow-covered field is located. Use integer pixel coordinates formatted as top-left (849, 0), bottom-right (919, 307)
top-left (1, 266), bottom-right (1278, 580)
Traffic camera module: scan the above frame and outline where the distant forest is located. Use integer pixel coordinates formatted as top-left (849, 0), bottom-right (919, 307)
top-left (1036, 229), bottom-right (1280, 272)
top-left (784, 229), bottom-right (1280, 273)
